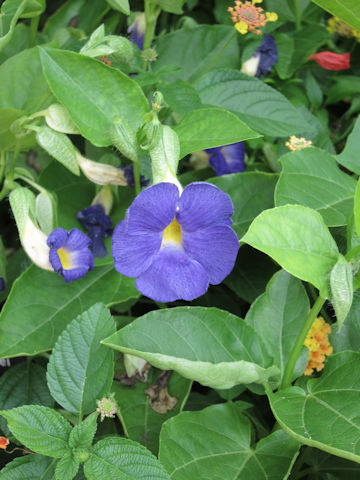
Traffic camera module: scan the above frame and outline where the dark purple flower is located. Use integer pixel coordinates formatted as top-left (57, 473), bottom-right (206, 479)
top-left (205, 142), bottom-right (246, 176)
top-left (119, 165), bottom-right (149, 188)
top-left (47, 228), bottom-right (94, 282)
top-left (255, 34), bottom-right (278, 76)
top-left (0, 277), bottom-right (5, 292)
top-left (112, 182), bottom-right (239, 302)
top-left (128, 13), bottom-right (146, 50)
top-left (77, 204), bottom-right (112, 258)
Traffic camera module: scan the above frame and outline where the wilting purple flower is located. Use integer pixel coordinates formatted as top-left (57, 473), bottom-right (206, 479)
top-left (205, 142), bottom-right (246, 176)
top-left (128, 13), bottom-right (146, 50)
top-left (119, 165), bottom-right (149, 188)
top-left (77, 204), bottom-right (112, 258)
top-left (0, 277), bottom-right (5, 292)
top-left (241, 34), bottom-right (278, 77)
top-left (112, 182), bottom-right (239, 302)
top-left (47, 228), bottom-right (94, 282)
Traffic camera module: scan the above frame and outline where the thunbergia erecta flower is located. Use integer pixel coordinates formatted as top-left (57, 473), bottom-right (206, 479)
top-left (206, 142), bottom-right (246, 176)
top-left (112, 182), bottom-right (239, 302)
top-left (128, 13), bottom-right (145, 50)
top-left (242, 34), bottom-right (278, 77)
top-left (47, 228), bottom-right (94, 282)
top-left (77, 205), bottom-right (112, 258)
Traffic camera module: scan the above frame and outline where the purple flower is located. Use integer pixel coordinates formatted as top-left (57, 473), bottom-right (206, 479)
top-left (47, 228), bottom-right (94, 282)
top-left (112, 182), bottom-right (239, 302)
top-left (255, 34), bottom-right (278, 76)
top-left (119, 165), bottom-right (149, 188)
top-left (77, 204), bottom-right (112, 258)
top-left (205, 142), bottom-right (246, 176)
top-left (0, 277), bottom-right (5, 292)
top-left (128, 13), bottom-right (146, 50)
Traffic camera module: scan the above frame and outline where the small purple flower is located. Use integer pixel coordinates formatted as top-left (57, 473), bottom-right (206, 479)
top-left (0, 277), bottom-right (5, 292)
top-left (205, 142), bottom-right (246, 176)
top-left (119, 165), bottom-right (149, 188)
top-left (255, 34), bottom-right (278, 76)
top-left (47, 228), bottom-right (94, 282)
top-left (77, 204), bottom-right (112, 258)
top-left (112, 182), bottom-right (239, 302)
top-left (128, 13), bottom-right (146, 50)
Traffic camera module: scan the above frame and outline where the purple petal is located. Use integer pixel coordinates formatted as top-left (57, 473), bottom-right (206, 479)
top-left (126, 183), bottom-right (179, 235)
top-left (208, 143), bottom-right (246, 176)
top-left (65, 228), bottom-right (91, 250)
top-left (177, 182), bottom-right (234, 232)
top-left (47, 228), bottom-right (68, 249)
top-left (128, 14), bottom-right (145, 50)
top-left (112, 221), bottom-right (162, 277)
top-left (183, 225), bottom-right (239, 284)
top-left (62, 265), bottom-right (92, 283)
top-left (256, 34), bottom-right (278, 76)
top-left (135, 246), bottom-right (209, 302)
top-left (49, 249), bottom-right (62, 272)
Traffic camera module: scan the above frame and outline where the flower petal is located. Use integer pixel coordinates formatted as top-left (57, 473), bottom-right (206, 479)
top-left (47, 227), bottom-right (68, 249)
top-left (136, 246), bottom-right (209, 302)
top-left (62, 265), bottom-right (92, 283)
top-left (177, 182), bottom-right (234, 231)
top-left (112, 221), bottom-right (162, 277)
top-left (126, 183), bottom-right (179, 234)
top-left (65, 228), bottom-right (92, 250)
top-left (183, 225), bottom-right (239, 284)
top-left (208, 143), bottom-right (245, 176)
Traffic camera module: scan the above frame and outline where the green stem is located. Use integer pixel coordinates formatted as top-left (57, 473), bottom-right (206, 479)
top-left (14, 174), bottom-right (47, 194)
top-left (133, 162), bottom-right (141, 196)
top-left (143, 0), bottom-right (160, 69)
top-left (155, 301), bottom-right (167, 309)
top-left (29, 15), bottom-right (40, 48)
top-left (0, 144), bottom-right (20, 202)
top-left (280, 295), bottom-right (325, 390)
top-left (0, 152), bottom-right (6, 185)
top-left (307, 284), bottom-right (331, 325)
top-left (293, 0), bottom-right (301, 30)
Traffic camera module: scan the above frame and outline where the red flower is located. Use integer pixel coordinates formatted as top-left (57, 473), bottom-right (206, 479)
top-left (309, 51), bottom-right (350, 70)
top-left (0, 436), bottom-right (9, 450)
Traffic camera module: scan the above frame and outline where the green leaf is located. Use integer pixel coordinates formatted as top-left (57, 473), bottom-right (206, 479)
top-left (245, 270), bottom-right (310, 385)
top-left (106, 0), bottom-right (129, 15)
top-left (209, 172), bottom-right (278, 238)
top-left (0, 47), bottom-right (51, 113)
top-left (174, 107), bottom-right (260, 159)
top-left (69, 412), bottom-right (98, 450)
top-left (0, 264), bottom-right (139, 358)
top-left (0, 405), bottom-right (72, 458)
top-left (84, 437), bottom-right (171, 479)
top-left (0, 0), bottom-right (27, 52)
top-left (275, 147), bottom-right (356, 227)
top-left (112, 370), bottom-right (192, 454)
top-left (159, 402), bottom-right (300, 479)
top-left (196, 69), bottom-right (311, 137)
top-left (326, 76), bottom-right (360, 106)
top-left (241, 205), bottom-right (340, 298)
top-left (154, 0), bottom-right (185, 14)
top-left (355, 177), bottom-right (360, 236)
top-left (0, 362), bottom-right (53, 436)
top-left (330, 255), bottom-right (353, 331)
top-left (36, 126), bottom-right (80, 175)
top-left (153, 26), bottom-right (239, 83)
top-left (267, 352), bottom-right (360, 463)
top-left (43, 0), bottom-right (85, 38)
top-left (160, 79), bottom-right (203, 116)
top-left (311, 0), bottom-right (360, 31)
top-left (47, 304), bottom-right (115, 415)
top-left (55, 453), bottom-right (80, 480)
top-left (39, 48), bottom-right (149, 147)
top-left (0, 454), bottom-right (56, 480)
top-left (21, 0), bottom-right (46, 18)
top-left (0, 108), bottom-right (36, 152)
top-left (331, 292), bottom-right (360, 352)
top-left (337, 115), bottom-right (360, 175)
top-left (103, 307), bottom-right (279, 389)
top-left (306, 448), bottom-right (360, 479)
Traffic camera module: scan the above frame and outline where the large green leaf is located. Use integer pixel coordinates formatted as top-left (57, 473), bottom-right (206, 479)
top-left (0, 47), bottom-right (51, 113)
top-left (112, 370), bottom-right (191, 454)
top-left (0, 362), bottom-right (53, 436)
top-left (0, 455), bottom-right (56, 480)
top-left (196, 69), bottom-right (311, 137)
top-left (39, 48), bottom-right (149, 147)
top-left (103, 307), bottom-right (279, 389)
top-left (241, 205), bottom-right (340, 298)
top-left (159, 402), bottom-right (300, 479)
top-left (153, 25), bottom-right (239, 83)
top-left (245, 270), bottom-right (309, 385)
top-left (0, 405), bottom-right (72, 458)
top-left (0, 0), bottom-right (27, 52)
top-left (0, 264), bottom-right (138, 358)
top-left (84, 437), bottom-right (170, 479)
top-left (174, 107), bottom-right (260, 159)
top-left (47, 304), bottom-right (115, 415)
top-left (331, 291), bottom-right (360, 352)
top-left (337, 115), bottom-right (360, 175)
top-left (0, 108), bottom-right (36, 152)
top-left (268, 352), bottom-right (360, 463)
top-left (330, 255), bottom-right (353, 330)
top-left (275, 147), bottom-right (356, 227)
top-left (209, 172), bottom-right (278, 238)
top-left (311, 0), bottom-right (360, 31)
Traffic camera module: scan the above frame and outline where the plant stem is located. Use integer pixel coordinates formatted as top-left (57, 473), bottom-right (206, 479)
top-left (0, 152), bottom-right (6, 185)
top-left (133, 162), bottom-right (141, 196)
top-left (0, 144), bottom-right (20, 202)
top-left (307, 284), bottom-right (331, 325)
top-left (29, 15), bottom-right (40, 48)
top-left (280, 295), bottom-right (325, 389)
top-left (143, 0), bottom-right (160, 69)
top-left (293, 0), bottom-right (301, 31)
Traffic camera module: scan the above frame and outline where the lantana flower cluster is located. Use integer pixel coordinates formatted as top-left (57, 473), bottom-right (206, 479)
top-left (285, 135), bottom-right (313, 151)
top-left (328, 16), bottom-right (360, 41)
top-left (228, 0), bottom-right (278, 35)
top-left (304, 316), bottom-right (333, 376)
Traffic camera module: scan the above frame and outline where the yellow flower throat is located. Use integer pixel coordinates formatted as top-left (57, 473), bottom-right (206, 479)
top-left (57, 247), bottom-right (72, 269)
top-left (162, 218), bottom-right (182, 246)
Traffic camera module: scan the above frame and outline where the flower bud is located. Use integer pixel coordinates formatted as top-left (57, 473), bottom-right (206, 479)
top-left (76, 152), bottom-right (127, 186)
top-left (44, 104), bottom-right (80, 134)
top-left (92, 185), bottom-right (113, 215)
top-left (241, 54), bottom-right (261, 76)
top-left (111, 117), bottom-right (139, 162)
top-left (124, 354), bottom-right (148, 378)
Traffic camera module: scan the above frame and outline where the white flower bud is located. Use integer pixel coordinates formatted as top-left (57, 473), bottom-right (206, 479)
top-left (124, 354), bottom-right (149, 379)
top-left (76, 152), bottom-right (127, 186)
top-left (241, 53), bottom-right (260, 77)
top-left (22, 217), bottom-right (52, 271)
top-left (92, 185), bottom-right (113, 215)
